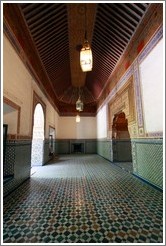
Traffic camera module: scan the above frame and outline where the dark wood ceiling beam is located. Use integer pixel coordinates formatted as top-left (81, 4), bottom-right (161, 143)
top-left (110, 53), bottom-right (120, 63)
top-left (111, 4), bottom-right (139, 25)
top-left (107, 43), bottom-right (122, 57)
top-left (37, 31), bottom-right (67, 52)
top-left (45, 58), bottom-right (67, 74)
top-left (21, 3), bottom-right (41, 13)
top-left (102, 51), bottom-right (118, 65)
top-left (42, 52), bottom-right (69, 68)
top-left (44, 56), bottom-right (69, 72)
top-left (120, 3), bottom-right (143, 20)
top-left (26, 4), bottom-right (55, 24)
top-left (108, 26), bottom-right (129, 44)
top-left (93, 31), bottom-right (124, 53)
top-left (31, 12), bottom-right (67, 38)
top-left (37, 35), bottom-right (68, 54)
top-left (93, 63), bottom-right (111, 77)
top-left (36, 28), bottom-right (67, 50)
top-left (58, 86), bottom-right (73, 100)
top-left (92, 39), bottom-right (121, 56)
top-left (93, 38), bottom-right (120, 62)
top-left (39, 44), bottom-right (68, 62)
top-left (45, 67), bottom-right (68, 81)
top-left (27, 5), bottom-right (65, 29)
top-left (34, 21), bottom-right (67, 44)
top-left (93, 48), bottom-right (117, 68)
top-left (45, 60), bottom-right (69, 76)
top-left (96, 23), bottom-right (127, 47)
top-left (93, 59), bottom-right (114, 76)
top-left (101, 4), bottom-right (136, 30)
top-left (90, 66), bottom-right (110, 80)
top-left (34, 25), bottom-right (66, 47)
top-left (45, 64), bottom-right (68, 77)
top-left (108, 50), bottom-right (120, 61)
top-left (97, 21), bottom-right (128, 46)
top-left (31, 15), bottom-right (67, 37)
top-left (24, 3), bottom-right (50, 20)
top-left (41, 47), bottom-right (68, 65)
top-left (130, 3), bottom-right (146, 15)
top-left (99, 8), bottom-right (133, 36)
top-left (93, 51), bottom-right (115, 69)
top-left (98, 16), bottom-right (130, 42)
top-left (136, 3), bottom-right (149, 9)
top-left (45, 61), bottom-right (67, 74)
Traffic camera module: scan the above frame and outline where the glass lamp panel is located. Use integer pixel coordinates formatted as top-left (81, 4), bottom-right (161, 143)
top-left (80, 47), bottom-right (93, 72)
top-left (76, 115), bottom-right (80, 122)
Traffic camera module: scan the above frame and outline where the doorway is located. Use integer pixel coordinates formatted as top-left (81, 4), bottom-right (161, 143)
top-left (31, 103), bottom-right (44, 168)
top-left (49, 126), bottom-right (55, 156)
top-left (112, 112), bottom-right (132, 163)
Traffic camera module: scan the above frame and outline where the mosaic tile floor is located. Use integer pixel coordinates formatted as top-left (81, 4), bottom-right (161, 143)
top-left (112, 162), bottom-right (133, 174)
top-left (3, 154), bottom-right (163, 244)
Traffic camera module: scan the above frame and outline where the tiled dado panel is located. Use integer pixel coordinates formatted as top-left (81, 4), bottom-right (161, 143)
top-left (97, 140), bottom-right (112, 162)
top-left (112, 140), bottom-right (132, 162)
top-left (97, 140), bottom-right (132, 162)
top-left (132, 139), bottom-right (163, 189)
top-left (4, 142), bottom-right (15, 177)
top-left (85, 140), bottom-right (97, 154)
top-left (56, 140), bottom-right (70, 154)
top-left (43, 139), bottom-right (51, 164)
top-left (55, 140), bottom-right (97, 154)
top-left (3, 140), bottom-right (32, 197)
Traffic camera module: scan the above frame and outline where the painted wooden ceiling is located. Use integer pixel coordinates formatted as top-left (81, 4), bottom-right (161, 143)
top-left (3, 3), bottom-right (150, 116)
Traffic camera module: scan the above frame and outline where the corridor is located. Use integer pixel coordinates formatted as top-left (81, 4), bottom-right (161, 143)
top-left (3, 155), bottom-right (163, 243)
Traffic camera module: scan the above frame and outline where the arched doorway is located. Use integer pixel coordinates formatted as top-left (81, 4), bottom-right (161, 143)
top-left (31, 103), bottom-right (44, 168)
top-left (112, 112), bottom-right (132, 162)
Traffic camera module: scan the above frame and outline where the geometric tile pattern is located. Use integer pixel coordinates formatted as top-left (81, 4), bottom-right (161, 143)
top-left (97, 140), bottom-right (112, 161)
top-left (112, 162), bottom-right (133, 174)
top-left (3, 142), bottom-right (15, 177)
top-left (133, 139), bottom-right (163, 189)
top-left (31, 139), bottom-right (44, 166)
top-left (3, 141), bottom-right (31, 197)
top-left (3, 155), bottom-right (163, 243)
top-left (43, 140), bottom-right (51, 164)
top-left (138, 143), bottom-right (163, 188)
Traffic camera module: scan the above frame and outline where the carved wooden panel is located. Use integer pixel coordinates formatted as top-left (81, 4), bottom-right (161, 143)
top-left (108, 76), bottom-right (136, 137)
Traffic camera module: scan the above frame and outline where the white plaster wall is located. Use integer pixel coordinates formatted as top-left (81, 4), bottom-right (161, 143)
top-left (3, 110), bottom-right (18, 134)
top-left (96, 105), bottom-right (107, 139)
top-left (139, 38), bottom-right (163, 133)
top-left (3, 35), bottom-right (32, 136)
top-left (57, 116), bottom-right (97, 139)
top-left (3, 34), bottom-right (59, 137)
top-left (31, 79), bottom-right (59, 138)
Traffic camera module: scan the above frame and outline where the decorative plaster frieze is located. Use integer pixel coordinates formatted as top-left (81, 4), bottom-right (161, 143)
top-left (98, 26), bottom-right (163, 113)
top-left (146, 132), bottom-right (163, 138)
top-left (133, 61), bottom-right (144, 128)
top-left (102, 65), bottom-right (134, 109)
top-left (138, 25), bottom-right (163, 64)
top-left (98, 26), bottom-right (163, 139)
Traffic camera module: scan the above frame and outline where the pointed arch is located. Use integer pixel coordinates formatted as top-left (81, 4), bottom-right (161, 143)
top-left (31, 92), bottom-right (46, 167)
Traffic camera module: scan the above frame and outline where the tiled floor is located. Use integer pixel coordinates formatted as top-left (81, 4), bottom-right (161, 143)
top-left (112, 162), bottom-right (133, 174)
top-left (3, 154), bottom-right (163, 243)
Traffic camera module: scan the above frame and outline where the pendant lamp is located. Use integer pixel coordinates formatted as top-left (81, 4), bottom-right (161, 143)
top-left (80, 4), bottom-right (93, 72)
